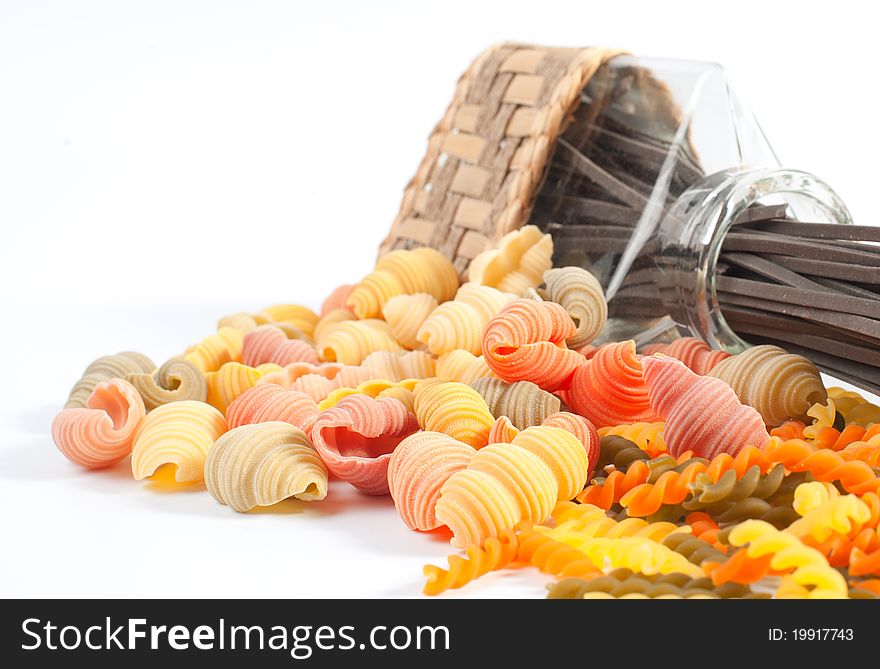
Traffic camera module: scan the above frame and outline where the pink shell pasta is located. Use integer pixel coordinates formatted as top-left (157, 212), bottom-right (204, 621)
top-left (565, 340), bottom-right (659, 428)
top-left (52, 379), bottom-right (146, 469)
top-left (308, 395), bottom-right (419, 495)
top-left (387, 431), bottom-right (477, 531)
top-left (226, 384), bottom-right (319, 429)
top-left (258, 362), bottom-right (378, 401)
top-left (482, 298), bottom-right (583, 392)
top-left (641, 354), bottom-right (770, 459)
top-left (321, 284), bottom-right (355, 316)
top-left (242, 325), bottom-right (319, 367)
top-left (640, 337), bottom-right (731, 375)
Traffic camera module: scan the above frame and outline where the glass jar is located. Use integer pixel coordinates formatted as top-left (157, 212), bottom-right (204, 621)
top-left (528, 55), bottom-right (855, 351)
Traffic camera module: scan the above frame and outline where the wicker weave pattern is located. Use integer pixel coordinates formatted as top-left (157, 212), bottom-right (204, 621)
top-left (379, 43), bottom-right (624, 276)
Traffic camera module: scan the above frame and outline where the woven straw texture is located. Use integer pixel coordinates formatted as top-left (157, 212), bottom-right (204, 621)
top-left (379, 42), bottom-right (625, 276)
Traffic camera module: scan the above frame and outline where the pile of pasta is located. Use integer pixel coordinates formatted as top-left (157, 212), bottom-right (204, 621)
top-left (52, 225), bottom-right (880, 599)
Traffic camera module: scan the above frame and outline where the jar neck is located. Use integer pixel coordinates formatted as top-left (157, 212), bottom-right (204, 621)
top-left (655, 167), bottom-right (853, 353)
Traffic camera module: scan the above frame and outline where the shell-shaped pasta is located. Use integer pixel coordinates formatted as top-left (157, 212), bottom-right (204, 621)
top-left (707, 344), bottom-right (827, 426)
top-left (320, 284), bottom-right (355, 316)
top-left (347, 247), bottom-right (459, 319)
top-left (565, 340), bottom-right (659, 428)
top-left (184, 327), bottom-right (244, 373)
top-left (52, 379), bottom-right (146, 469)
top-left (131, 400), bottom-right (228, 483)
top-left (314, 308), bottom-right (357, 342)
top-left (318, 378), bottom-right (418, 412)
top-left (435, 350), bottom-right (495, 384)
top-left (641, 355), bottom-right (770, 459)
top-left (205, 422), bottom-right (328, 512)
top-left (204, 362), bottom-right (280, 413)
top-left (510, 425), bottom-right (590, 501)
top-left (126, 358), bottom-right (207, 411)
top-left (258, 362), bottom-right (378, 401)
top-left (417, 284), bottom-right (515, 355)
top-left (542, 411), bottom-right (600, 477)
top-left (640, 337), bottom-right (731, 375)
top-left (469, 377), bottom-right (560, 430)
top-left (436, 442), bottom-right (558, 548)
top-left (482, 299), bottom-right (583, 392)
top-left (242, 325), bottom-right (319, 367)
top-left (382, 293), bottom-right (438, 349)
top-left (65, 351), bottom-right (155, 408)
top-left (468, 225), bottom-right (553, 295)
top-left (225, 384), bottom-right (319, 429)
top-left (216, 311), bottom-right (272, 333)
top-left (360, 350), bottom-right (437, 381)
top-left (308, 395), bottom-right (419, 495)
top-left (413, 380), bottom-right (495, 448)
top-left (488, 416), bottom-right (520, 444)
top-left (317, 319), bottom-right (404, 365)
top-left (259, 304), bottom-right (320, 337)
top-left (387, 431), bottom-right (477, 531)
top-left (540, 267), bottom-right (607, 348)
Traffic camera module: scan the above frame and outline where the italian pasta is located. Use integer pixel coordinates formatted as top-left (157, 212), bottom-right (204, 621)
top-left (313, 308), bottom-right (357, 342)
top-left (640, 337), bottom-right (731, 375)
top-left (225, 384), bottom-right (319, 430)
top-left (52, 379), bottom-right (146, 469)
top-left (482, 298), bottom-right (583, 392)
top-left (382, 293), bottom-right (438, 349)
top-left (318, 378), bottom-right (418, 412)
top-left (131, 400), bottom-right (228, 483)
top-left (184, 327), bottom-right (244, 373)
top-left (413, 380), bottom-right (495, 448)
top-left (317, 319), bottom-right (404, 366)
top-left (539, 267), bottom-right (607, 348)
top-left (65, 351), bottom-right (155, 409)
top-left (468, 225), bottom-right (553, 295)
top-left (435, 350), bottom-right (494, 384)
top-left (417, 283), bottom-right (514, 356)
top-left (205, 361), bottom-right (281, 413)
top-left (360, 350), bottom-right (436, 381)
top-left (126, 358), bottom-right (207, 410)
top-left (259, 304), bottom-right (320, 338)
top-left (469, 377), bottom-right (561, 430)
top-left (242, 325), bottom-right (319, 367)
top-left (320, 284), bottom-right (355, 316)
top-left (205, 421), bottom-right (328, 512)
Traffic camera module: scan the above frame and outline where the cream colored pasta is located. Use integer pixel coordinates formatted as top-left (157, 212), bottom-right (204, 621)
top-left (417, 283), bottom-right (515, 355)
top-left (205, 422), bottom-right (328, 512)
top-left (468, 225), bottom-right (553, 295)
top-left (382, 293), bottom-right (438, 349)
top-left (359, 350), bottom-right (436, 381)
top-left (126, 358), bottom-right (207, 411)
top-left (539, 267), bottom-right (607, 348)
top-left (65, 351), bottom-right (155, 409)
top-left (435, 349), bottom-right (496, 384)
top-left (469, 377), bottom-right (561, 430)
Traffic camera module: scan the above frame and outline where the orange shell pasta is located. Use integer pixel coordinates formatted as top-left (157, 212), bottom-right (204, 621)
top-left (225, 383), bottom-right (319, 430)
top-left (488, 416), bottom-right (520, 444)
top-left (641, 354), bottom-right (770, 459)
top-left (482, 298), bottom-right (583, 392)
top-left (308, 395), bottom-right (419, 495)
top-left (417, 283), bottom-right (514, 356)
top-left (205, 421), bottom-right (328, 512)
top-left (52, 379), bottom-right (146, 469)
top-left (707, 344), bottom-right (827, 426)
top-left (468, 225), bottom-right (553, 295)
top-left (320, 284), bottom-right (355, 316)
top-left (359, 350), bottom-right (436, 381)
top-left (65, 351), bottom-right (155, 409)
top-left (435, 350), bottom-right (495, 384)
top-left (242, 325), bottom-right (319, 367)
top-left (640, 337), bottom-right (731, 375)
top-left (131, 400), bottom-right (228, 483)
top-left (413, 380), bottom-right (495, 448)
top-left (436, 443), bottom-right (557, 548)
top-left (347, 247), bottom-right (459, 319)
top-left (184, 327), bottom-right (244, 373)
top-left (565, 340), bottom-right (659, 428)
top-left (387, 431), bottom-right (477, 531)
top-left (317, 319), bottom-right (404, 365)
top-left (382, 293), bottom-right (438, 349)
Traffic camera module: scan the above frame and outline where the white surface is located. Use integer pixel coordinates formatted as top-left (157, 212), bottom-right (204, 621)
top-left (1, 0), bottom-right (879, 598)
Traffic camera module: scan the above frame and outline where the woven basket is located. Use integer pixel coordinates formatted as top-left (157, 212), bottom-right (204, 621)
top-left (379, 42), bottom-right (627, 276)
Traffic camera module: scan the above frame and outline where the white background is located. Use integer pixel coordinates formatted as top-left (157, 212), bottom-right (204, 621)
top-left (1, 0), bottom-right (878, 597)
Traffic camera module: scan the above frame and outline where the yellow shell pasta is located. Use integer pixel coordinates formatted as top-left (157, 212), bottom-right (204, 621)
top-left (540, 267), bottom-right (607, 348)
top-left (131, 400), bottom-right (228, 483)
top-left (318, 378), bottom-right (419, 412)
top-left (216, 311), bottom-right (272, 333)
top-left (317, 319), bottom-right (405, 366)
top-left (413, 380), bottom-right (495, 448)
top-left (435, 350), bottom-right (495, 384)
top-left (259, 304), bottom-right (320, 338)
top-left (467, 225), bottom-right (553, 295)
top-left (184, 327), bottom-right (244, 373)
top-left (313, 308), bottom-right (357, 342)
top-left (417, 283), bottom-right (514, 355)
top-left (347, 247), bottom-right (459, 319)
top-left (382, 293), bottom-right (438, 349)
top-left (205, 422), bottom-right (328, 512)
top-left (205, 362), bottom-right (281, 413)
top-left (126, 358), bottom-right (207, 411)
top-left (510, 426), bottom-right (589, 501)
